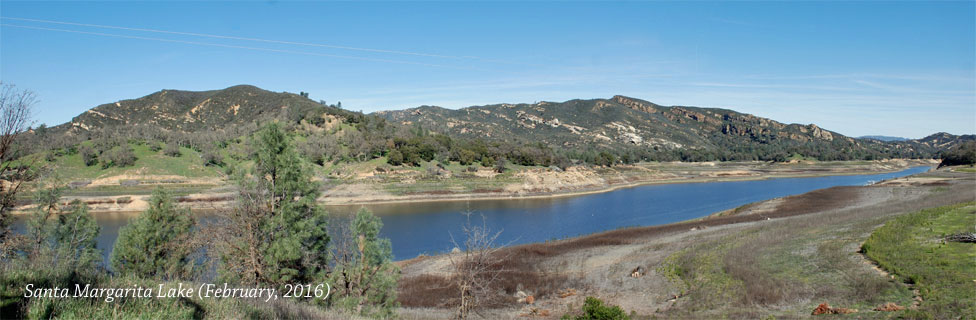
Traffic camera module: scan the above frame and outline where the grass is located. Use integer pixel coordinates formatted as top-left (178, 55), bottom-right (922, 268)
top-left (861, 202), bottom-right (976, 319)
top-left (41, 142), bottom-right (222, 183)
top-left (651, 185), bottom-right (971, 317)
top-left (952, 166), bottom-right (976, 173)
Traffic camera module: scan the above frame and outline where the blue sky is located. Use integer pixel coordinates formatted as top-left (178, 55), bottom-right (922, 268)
top-left (1, 1), bottom-right (973, 138)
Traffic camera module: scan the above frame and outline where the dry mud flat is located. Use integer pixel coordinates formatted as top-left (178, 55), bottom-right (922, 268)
top-left (395, 169), bottom-right (975, 319)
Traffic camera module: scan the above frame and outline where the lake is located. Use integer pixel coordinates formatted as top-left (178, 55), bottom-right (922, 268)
top-left (11, 166), bottom-right (932, 263)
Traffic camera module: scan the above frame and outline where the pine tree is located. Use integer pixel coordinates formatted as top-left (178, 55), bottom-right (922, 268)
top-left (26, 198), bottom-right (100, 272)
top-left (329, 208), bottom-right (399, 318)
top-left (111, 188), bottom-right (195, 279)
top-left (52, 201), bottom-right (100, 270)
top-left (218, 122), bottom-right (330, 286)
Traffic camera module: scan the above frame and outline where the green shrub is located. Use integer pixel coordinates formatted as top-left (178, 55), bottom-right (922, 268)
top-left (387, 149), bottom-right (404, 166)
top-left (163, 142), bottom-right (181, 157)
top-left (562, 297), bottom-right (630, 320)
top-left (102, 146), bottom-right (136, 168)
top-left (202, 150), bottom-right (223, 166)
top-left (111, 188), bottom-right (196, 279)
top-left (79, 145), bottom-right (98, 166)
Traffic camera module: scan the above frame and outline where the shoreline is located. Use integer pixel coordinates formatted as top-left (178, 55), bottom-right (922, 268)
top-left (395, 167), bottom-right (973, 318)
top-left (320, 164), bottom-right (934, 207)
top-left (12, 160), bottom-right (937, 215)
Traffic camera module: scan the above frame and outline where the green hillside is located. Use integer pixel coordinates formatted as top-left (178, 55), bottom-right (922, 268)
top-left (18, 85), bottom-right (975, 185)
top-left (375, 95), bottom-right (974, 161)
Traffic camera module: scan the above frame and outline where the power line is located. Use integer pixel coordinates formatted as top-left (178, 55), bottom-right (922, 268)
top-left (1, 16), bottom-right (476, 60)
top-left (1, 23), bottom-right (487, 70)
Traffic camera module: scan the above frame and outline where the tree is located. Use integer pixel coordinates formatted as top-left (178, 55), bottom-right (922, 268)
top-left (494, 158), bottom-right (508, 173)
top-left (328, 208), bottom-right (399, 318)
top-left (26, 184), bottom-right (66, 259)
top-left (79, 145), bottom-right (99, 166)
top-left (25, 199), bottom-right (100, 272)
top-left (450, 213), bottom-right (506, 319)
top-left (52, 201), bottom-right (101, 270)
top-left (103, 146), bottom-right (136, 168)
top-left (480, 155), bottom-right (495, 167)
top-left (111, 188), bottom-right (196, 279)
top-left (202, 150), bottom-right (224, 167)
top-left (387, 149), bottom-right (404, 166)
top-left (458, 149), bottom-right (477, 166)
top-left (216, 122), bottom-right (330, 287)
top-left (163, 141), bottom-right (181, 157)
top-left (0, 83), bottom-right (36, 258)
top-left (938, 141), bottom-right (976, 168)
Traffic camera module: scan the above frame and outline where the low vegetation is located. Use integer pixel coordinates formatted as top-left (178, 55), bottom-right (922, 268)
top-left (19, 85), bottom-right (975, 187)
top-left (861, 202), bottom-right (976, 318)
top-left (110, 188), bottom-right (196, 280)
top-left (938, 140), bottom-right (976, 168)
top-left (561, 296), bottom-right (631, 320)
top-left (0, 121), bottom-right (401, 319)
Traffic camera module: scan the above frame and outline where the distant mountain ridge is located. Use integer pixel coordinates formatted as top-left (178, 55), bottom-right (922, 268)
top-left (859, 135), bottom-right (908, 142)
top-left (375, 95), bottom-right (972, 160)
top-left (40, 85), bottom-right (974, 162)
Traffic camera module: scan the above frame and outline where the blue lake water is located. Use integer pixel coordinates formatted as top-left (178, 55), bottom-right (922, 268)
top-left (10, 166), bottom-right (932, 263)
top-left (345, 166), bottom-right (930, 259)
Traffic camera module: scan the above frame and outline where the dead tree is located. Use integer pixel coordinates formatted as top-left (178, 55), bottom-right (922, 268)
top-left (449, 212), bottom-right (506, 320)
top-left (0, 83), bottom-right (36, 259)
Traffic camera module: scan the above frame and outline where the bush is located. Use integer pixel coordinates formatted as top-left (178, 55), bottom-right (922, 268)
top-left (103, 146), bottom-right (136, 168)
top-left (163, 142), bottom-right (181, 157)
top-left (148, 143), bottom-right (163, 152)
top-left (112, 188), bottom-right (196, 279)
top-left (202, 151), bottom-right (223, 167)
top-left (458, 149), bottom-right (477, 166)
top-left (481, 155), bottom-right (495, 167)
top-left (494, 159), bottom-right (507, 173)
top-left (79, 145), bottom-right (98, 166)
top-left (387, 149), bottom-right (404, 166)
top-left (327, 208), bottom-right (399, 318)
top-left (562, 297), bottom-right (630, 320)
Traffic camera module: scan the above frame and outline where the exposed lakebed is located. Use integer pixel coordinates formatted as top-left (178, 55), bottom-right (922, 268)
top-left (12, 166), bottom-right (932, 263)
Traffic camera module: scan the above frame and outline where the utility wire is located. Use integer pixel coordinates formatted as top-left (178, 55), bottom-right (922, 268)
top-left (1, 16), bottom-right (476, 60)
top-left (1, 23), bottom-right (490, 70)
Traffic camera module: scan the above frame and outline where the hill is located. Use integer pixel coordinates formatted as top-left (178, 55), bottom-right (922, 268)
top-left (50, 84), bottom-right (339, 133)
top-left (22, 86), bottom-right (974, 172)
top-left (375, 95), bottom-right (971, 161)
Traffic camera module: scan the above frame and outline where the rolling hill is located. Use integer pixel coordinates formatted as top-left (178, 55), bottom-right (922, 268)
top-left (375, 95), bottom-right (973, 160)
top-left (26, 85), bottom-right (974, 166)
top-left (52, 84), bottom-right (332, 133)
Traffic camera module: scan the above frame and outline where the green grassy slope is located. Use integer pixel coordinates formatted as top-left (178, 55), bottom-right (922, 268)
top-left (40, 142), bottom-right (222, 183)
top-left (862, 202), bottom-right (976, 319)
